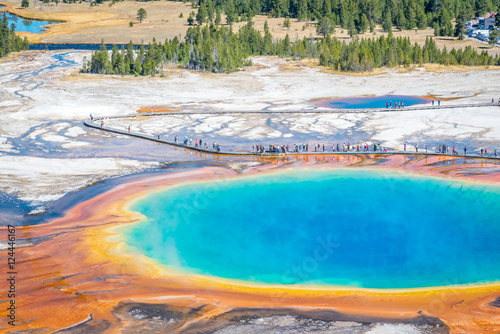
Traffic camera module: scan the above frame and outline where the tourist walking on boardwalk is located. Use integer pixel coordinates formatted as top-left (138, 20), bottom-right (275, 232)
top-left (464, 146), bottom-right (467, 155)
top-left (174, 136), bottom-right (178, 143)
top-left (438, 100), bottom-right (441, 107)
top-left (432, 100), bottom-right (434, 106)
top-left (494, 148), bottom-right (498, 157)
top-left (386, 102), bottom-right (389, 108)
top-left (90, 114), bottom-right (93, 122)
top-left (404, 144), bottom-right (406, 151)
top-left (425, 144), bottom-right (428, 153)
top-left (415, 144), bottom-right (418, 152)
top-left (100, 121), bottom-right (104, 128)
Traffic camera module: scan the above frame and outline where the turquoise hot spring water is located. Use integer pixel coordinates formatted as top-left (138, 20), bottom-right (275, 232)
top-left (317, 95), bottom-right (431, 109)
top-left (122, 169), bottom-right (500, 289)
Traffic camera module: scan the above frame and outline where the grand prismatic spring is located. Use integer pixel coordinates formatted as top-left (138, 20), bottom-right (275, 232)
top-left (3, 153), bottom-right (500, 333)
top-left (122, 169), bottom-right (500, 289)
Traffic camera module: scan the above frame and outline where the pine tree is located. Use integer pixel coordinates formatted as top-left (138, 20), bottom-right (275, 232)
top-left (137, 8), bottom-right (147, 24)
top-left (297, 0), bottom-right (308, 21)
top-left (187, 13), bottom-right (195, 25)
top-left (215, 7), bottom-right (221, 25)
top-left (283, 17), bottom-right (291, 29)
top-left (454, 14), bottom-right (465, 40)
top-left (207, 0), bottom-right (215, 22)
top-left (316, 16), bottom-right (335, 38)
top-left (196, 3), bottom-right (208, 25)
top-left (489, 30), bottom-right (499, 47)
top-left (382, 9), bottom-right (392, 32)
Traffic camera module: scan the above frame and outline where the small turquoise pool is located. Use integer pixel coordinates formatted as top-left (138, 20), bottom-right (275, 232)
top-left (122, 169), bottom-right (500, 289)
top-left (317, 95), bottom-right (430, 109)
top-left (2, 11), bottom-right (56, 33)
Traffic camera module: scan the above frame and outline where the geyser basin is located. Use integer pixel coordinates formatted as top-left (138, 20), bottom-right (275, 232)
top-left (317, 95), bottom-right (430, 109)
top-left (123, 169), bottom-right (500, 289)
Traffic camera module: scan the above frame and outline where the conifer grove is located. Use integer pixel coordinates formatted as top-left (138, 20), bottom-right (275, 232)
top-left (81, 21), bottom-right (500, 76)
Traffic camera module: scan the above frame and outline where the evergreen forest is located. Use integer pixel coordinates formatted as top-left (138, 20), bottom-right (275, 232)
top-left (81, 22), bottom-right (500, 76)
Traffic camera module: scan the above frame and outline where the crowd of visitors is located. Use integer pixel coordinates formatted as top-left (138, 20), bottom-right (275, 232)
top-left (173, 136), bottom-right (221, 151)
top-left (252, 142), bottom-right (499, 157)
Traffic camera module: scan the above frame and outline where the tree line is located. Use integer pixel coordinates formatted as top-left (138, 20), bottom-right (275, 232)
top-left (82, 21), bottom-right (500, 76)
top-left (190, 0), bottom-right (500, 37)
top-left (0, 14), bottom-right (30, 58)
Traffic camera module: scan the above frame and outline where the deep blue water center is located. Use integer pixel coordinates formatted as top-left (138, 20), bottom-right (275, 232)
top-left (3, 11), bottom-right (55, 33)
top-left (318, 95), bottom-right (430, 109)
top-left (123, 169), bottom-right (500, 289)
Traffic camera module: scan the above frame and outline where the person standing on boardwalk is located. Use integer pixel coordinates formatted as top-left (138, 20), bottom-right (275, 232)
top-left (415, 144), bottom-right (418, 152)
top-left (90, 114), bottom-right (93, 122)
top-left (432, 100), bottom-right (434, 106)
top-left (438, 100), bottom-right (441, 107)
top-left (494, 148), bottom-right (498, 157)
top-left (425, 144), bottom-right (428, 153)
top-left (404, 144), bottom-right (406, 151)
top-left (386, 102), bottom-right (389, 108)
top-left (464, 146), bottom-right (467, 155)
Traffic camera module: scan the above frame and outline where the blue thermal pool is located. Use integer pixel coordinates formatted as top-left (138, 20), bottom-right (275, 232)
top-left (122, 169), bottom-right (500, 289)
top-left (317, 95), bottom-right (430, 109)
top-left (3, 11), bottom-right (56, 33)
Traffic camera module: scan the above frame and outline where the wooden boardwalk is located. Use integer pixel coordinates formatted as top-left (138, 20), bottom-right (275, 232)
top-left (83, 103), bottom-right (500, 160)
